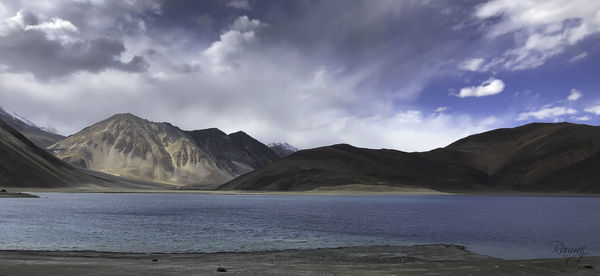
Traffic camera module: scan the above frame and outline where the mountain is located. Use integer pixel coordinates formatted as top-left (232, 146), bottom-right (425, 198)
top-left (0, 118), bottom-right (163, 189)
top-left (220, 123), bottom-right (600, 193)
top-left (0, 106), bottom-right (65, 148)
top-left (48, 113), bottom-right (279, 187)
top-left (268, 142), bottom-right (298, 157)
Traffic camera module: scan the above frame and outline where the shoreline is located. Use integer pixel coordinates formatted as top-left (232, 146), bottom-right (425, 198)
top-left (11, 187), bottom-right (600, 197)
top-left (0, 191), bottom-right (39, 198)
top-left (0, 244), bottom-right (597, 275)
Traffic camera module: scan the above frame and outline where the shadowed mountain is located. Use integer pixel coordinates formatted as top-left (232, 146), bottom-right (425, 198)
top-left (268, 142), bottom-right (298, 157)
top-left (220, 123), bottom-right (600, 193)
top-left (0, 106), bottom-right (65, 148)
top-left (49, 113), bottom-right (279, 187)
top-left (0, 118), bottom-right (166, 189)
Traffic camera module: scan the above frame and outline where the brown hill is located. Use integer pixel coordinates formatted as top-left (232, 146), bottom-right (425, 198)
top-left (220, 123), bottom-right (600, 193)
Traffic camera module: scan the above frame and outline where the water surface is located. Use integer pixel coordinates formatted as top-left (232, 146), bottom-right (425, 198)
top-left (1, 193), bottom-right (598, 259)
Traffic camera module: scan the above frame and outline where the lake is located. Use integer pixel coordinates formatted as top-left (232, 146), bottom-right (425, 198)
top-left (1, 193), bottom-right (598, 259)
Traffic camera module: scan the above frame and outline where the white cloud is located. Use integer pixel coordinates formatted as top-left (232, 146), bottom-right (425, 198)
top-left (455, 78), bottom-right (505, 98)
top-left (569, 52), bottom-right (588, 62)
top-left (585, 105), bottom-right (600, 115)
top-left (308, 111), bottom-right (500, 152)
top-left (0, 10), bottom-right (28, 36)
top-left (573, 115), bottom-right (591, 121)
top-left (517, 106), bottom-right (577, 120)
top-left (0, 10), bottom-right (80, 46)
top-left (24, 17), bottom-right (76, 32)
top-left (0, 3), bottom-right (6, 18)
top-left (567, 89), bottom-right (582, 101)
top-left (226, 0), bottom-right (251, 10)
top-left (434, 106), bottom-right (449, 112)
top-left (475, 0), bottom-right (600, 70)
top-left (25, 16), bottom-right (79, 44)
top-left (459, 58), bottom-right (485, 71)
top-left (203, 16), bottom-right (264, 73)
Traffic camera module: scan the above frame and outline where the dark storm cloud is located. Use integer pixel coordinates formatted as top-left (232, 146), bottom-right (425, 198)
top-left (0, 2), bottom-right (156, 80)
top-left (153, 0), bottom-right (488, 99)
top-left (0, 29), bottom-right (148, 80)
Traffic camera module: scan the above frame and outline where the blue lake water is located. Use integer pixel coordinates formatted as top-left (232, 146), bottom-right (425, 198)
top-left (1, 193), bottom-right (599, 259)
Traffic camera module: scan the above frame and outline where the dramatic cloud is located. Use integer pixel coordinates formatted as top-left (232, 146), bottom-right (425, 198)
top-left (517, 106), bottom-right (577, 120)
top-left (568, 89), bottom-right (582, 101)
top-left (1, 0), bottom-right (598, 151)
top-left (475, 0), bottom-right (600, 70)
top-left (0, 4), bottom-right (154, 80)
top-left (456, 78), bottom-right (505, 98)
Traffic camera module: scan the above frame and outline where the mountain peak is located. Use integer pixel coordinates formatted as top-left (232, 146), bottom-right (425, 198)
top-left (107, 113), bottom-right (145, 122)
top-left (267, 142), bottom-right (299, 157)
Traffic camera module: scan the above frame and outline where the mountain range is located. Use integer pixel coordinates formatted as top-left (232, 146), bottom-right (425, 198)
top-left (48, 113), bottom-right (280, 188)
top-left (2, 109), bottom-right (599, 194)
top-left (221, 123), bottom-right (600, 193)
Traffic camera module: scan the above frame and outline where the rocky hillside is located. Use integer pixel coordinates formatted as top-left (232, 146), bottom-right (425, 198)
top-left (0, 106), bottom-right (65, 148)
top-left (268, 142), bottom-right (298, 157)
top-left (220, 123), bottom-right (600, 193)
top-left (49, 113), bottom-right (279, 187)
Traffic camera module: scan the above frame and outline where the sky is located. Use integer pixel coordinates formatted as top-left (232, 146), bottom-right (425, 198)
top-left (0, 0), bottom-right (599, 151)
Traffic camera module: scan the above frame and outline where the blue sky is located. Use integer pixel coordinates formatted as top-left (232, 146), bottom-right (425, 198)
top-left (0, 0), bottom-right (599, 151)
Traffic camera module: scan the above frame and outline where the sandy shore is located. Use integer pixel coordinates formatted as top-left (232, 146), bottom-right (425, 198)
top-left (0, 245), bottom-right (597, 275)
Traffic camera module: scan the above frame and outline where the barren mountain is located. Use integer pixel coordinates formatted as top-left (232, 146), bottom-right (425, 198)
top-left (49, 113), bottom-right (279, 187)
top-left (220, 123), bottom-right (600, 193)
top-left (0, 106), bottom-right (65, 148)
top-left (0, 118), bottom-right (163, 189)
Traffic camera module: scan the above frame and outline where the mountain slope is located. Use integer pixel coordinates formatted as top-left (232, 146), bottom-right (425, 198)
top-left (446, 122), bottom-right (600, 192)
top-left (221, 123), bottom-right (600, 193)
top-left (0, 106), bottom-right (65, 148)
top-left (49, 113), bottom-right (279, 187)
top-left (0, 118), bottom-right (82, 187)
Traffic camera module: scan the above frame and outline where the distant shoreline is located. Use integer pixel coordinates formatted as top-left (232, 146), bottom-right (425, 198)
top-left (0, 244), bottom-right (597, 275)
top-left (10, 186), bottom-right (600, 197)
